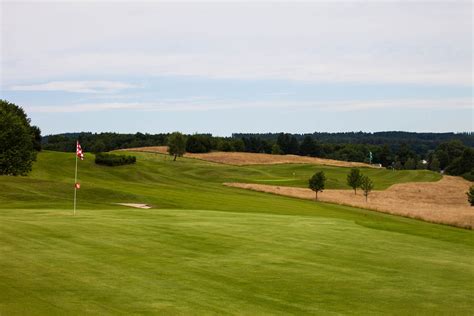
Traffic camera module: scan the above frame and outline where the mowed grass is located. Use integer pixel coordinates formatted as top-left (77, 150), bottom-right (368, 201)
top-left (227, 163), bottom-right (442, 190)
top-left (0, 151), bottom-right (472, 315)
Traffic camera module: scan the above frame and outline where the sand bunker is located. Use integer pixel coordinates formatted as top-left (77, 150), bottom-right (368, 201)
top-left (224, 176), bottom-right (474, 229)
top-left (116, 203), bottom-right (152, 209)
top-left (124, 146), bottom-right (377, 168)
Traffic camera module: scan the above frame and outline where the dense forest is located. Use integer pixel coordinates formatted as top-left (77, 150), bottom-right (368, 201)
top-left (42, 131), bottom-right (474, 180)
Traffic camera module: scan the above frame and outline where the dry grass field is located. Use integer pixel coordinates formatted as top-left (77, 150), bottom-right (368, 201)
top-left (225, 176), bottom-right (474, 229)
top-left (125, 146), bottom-right (377, 168)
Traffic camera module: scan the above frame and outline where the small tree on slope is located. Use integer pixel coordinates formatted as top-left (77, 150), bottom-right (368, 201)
top-left (309, 171), bottom-right (326, 201)
top-left (467, 185), bottom-right (474, 206)
top-left (167, 132), bottom-right (187, 161)
top-left (360, 175), bottom-right (374, 202)
top-left (347, 169), bottom-right (362, 195)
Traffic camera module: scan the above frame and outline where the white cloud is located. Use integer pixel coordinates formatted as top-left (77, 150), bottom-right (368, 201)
top-left (1, 2), bottom-right (471, 86)
top-left (9, 81), bottom-right (136, 93)
top-left (25, 97), bottom-right (472, 113)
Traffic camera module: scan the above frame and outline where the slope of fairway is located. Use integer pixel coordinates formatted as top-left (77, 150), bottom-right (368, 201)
top-left (0, 151), bottom-right (441, 209)
top-left (0, 151), bottom-right (472, 315)
top-left (225, 163), bottom-right (441, 190)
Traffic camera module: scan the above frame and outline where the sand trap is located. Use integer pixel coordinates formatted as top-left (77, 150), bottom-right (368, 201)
top-left (224, 176), bottom-right (474, 229)
top-left (123, 146), bottom-right (378, 168)
top-left (116, 203), bottom-right (152, 209)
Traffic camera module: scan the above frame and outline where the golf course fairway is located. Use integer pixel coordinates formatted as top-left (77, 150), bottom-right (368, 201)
top-left (0, 151), bottom-right (472, 315)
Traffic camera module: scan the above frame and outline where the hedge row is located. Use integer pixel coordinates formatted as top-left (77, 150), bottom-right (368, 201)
top-left (95, 153), bottom-right (136, 166)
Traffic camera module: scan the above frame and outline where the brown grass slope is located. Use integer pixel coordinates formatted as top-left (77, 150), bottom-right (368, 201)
top-left (124, 146), bottom-right (377, 168)
top-left (224, 176), bottom-right (474, 229)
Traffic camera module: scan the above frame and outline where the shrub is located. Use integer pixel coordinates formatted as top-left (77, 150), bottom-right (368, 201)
top-left (467, 185), bottom-right (474, 206)
top-left (462, 169), bottom-right (474, 182)
top-left (271, 144), bottom-right (282, 155)
top-left (404, 158), bottom-right (416, 170)
top-left (95, 153), bottom-right (136, 166)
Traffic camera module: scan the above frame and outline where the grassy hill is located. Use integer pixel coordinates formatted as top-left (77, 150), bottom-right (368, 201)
top-left (0, 151), bottom-right (472, 314)
top-left (225, 163), bottom-right (441, 189)
top-left (0, 151), bottom-right (441, 209)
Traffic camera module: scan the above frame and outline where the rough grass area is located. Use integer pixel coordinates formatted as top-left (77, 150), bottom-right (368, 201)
top-left (0, 151), bottom-right (472, 314)
top-left (124, 146), bottom-right (376, 168)
top-left (225, 175), bottom-right (473, 229)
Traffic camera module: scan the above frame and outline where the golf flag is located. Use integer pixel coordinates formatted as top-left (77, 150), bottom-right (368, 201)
top-left (73, 140), bottom-right (84, 215)
top-left (76, 141), bottom-right (84, 160)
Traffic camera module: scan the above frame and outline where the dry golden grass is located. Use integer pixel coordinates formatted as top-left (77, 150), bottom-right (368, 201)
top-left (124, 146), bottom-right (377, 168)
top-left (224, 176), bottom-right (474, 229)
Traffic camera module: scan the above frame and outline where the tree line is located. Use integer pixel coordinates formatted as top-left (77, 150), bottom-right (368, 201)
top-left (44, 131), bottom-right (473, 180)
top-left (309, 169), bottom-right (374, 202)
top-left (1, 100), bottom-right (473, 206)
top-left (234, 131), bottom-right (474, 154)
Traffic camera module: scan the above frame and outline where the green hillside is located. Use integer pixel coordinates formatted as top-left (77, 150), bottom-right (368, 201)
top-left (0, 151), bottom-right (441, 209)
top-left (223, 162), bottom-right (441, 189)
top-left (0, 151), bottom-right (472, 315)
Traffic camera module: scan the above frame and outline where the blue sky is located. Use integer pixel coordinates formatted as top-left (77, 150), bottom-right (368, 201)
top-left (1, 1), bottom-right (472, 135)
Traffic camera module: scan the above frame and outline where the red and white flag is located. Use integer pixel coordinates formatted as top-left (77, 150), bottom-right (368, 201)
top-left (76, 141), bottom-right (84, 160)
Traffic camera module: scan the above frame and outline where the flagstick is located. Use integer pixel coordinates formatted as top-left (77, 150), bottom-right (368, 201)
top-left (74, 148), bottom-right (78, 216)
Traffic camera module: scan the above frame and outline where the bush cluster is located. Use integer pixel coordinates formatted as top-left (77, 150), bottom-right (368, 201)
top-left (95, 153), bottom-right (136, 166)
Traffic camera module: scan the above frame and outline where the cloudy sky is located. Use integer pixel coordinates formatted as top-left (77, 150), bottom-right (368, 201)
top-left (1, 1), bottom-right (472, 135)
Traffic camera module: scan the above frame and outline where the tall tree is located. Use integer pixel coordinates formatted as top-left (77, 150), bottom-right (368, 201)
top-left (378, 144), bottom-right (392, 167)
top-left (299, 135), bottom-right (317, 156)
top-left (404, 158), bottom-right (416, 170)
top-left (396, 143), bottom-right (416, 165)
top-left (167, 132), bottom-right (187, 161)
top-left (347, 169), bottom-right (362, 195)
top-left (186, 134), bottom-right (212, 153)
top-left (445, 148), bottom-right (474, 176)
top-left (308, 171), bottom-right (326, 201)
top-left (0, 100), bottom-right (38, 175)
top-left (360, 175), bottom-right (374, 202)
top-left (31, 125), bottom-right (42, 151)
top-left (435, 140), bottom-right (465, 170)
top-left (429, 157), bottom-right (440, 172)
top-left (277, 133), bottom-right (299, 155)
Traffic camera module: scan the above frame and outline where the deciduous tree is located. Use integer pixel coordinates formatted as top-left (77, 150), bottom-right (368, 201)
top-left (360, 175), bottom-right (374, 202)
top-left (0, 100), bottom-right (38, 175)
top-left (309, 171), bottom-right (326, 201)
top-left (347, 169), bottom-right (362, 195)
top-left (167, 132), bottom-right (187, 161)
